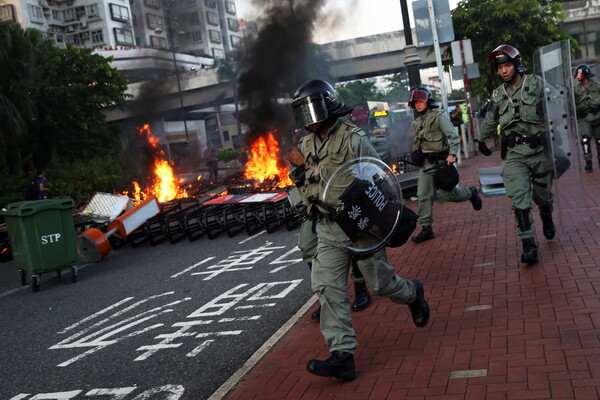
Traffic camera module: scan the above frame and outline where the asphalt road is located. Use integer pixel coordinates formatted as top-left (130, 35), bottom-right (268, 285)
top-left (0, 224), bottom-right (312, 400)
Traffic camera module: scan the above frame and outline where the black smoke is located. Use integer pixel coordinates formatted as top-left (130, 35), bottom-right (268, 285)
top-left (236, 0), bottom-right (336, 142)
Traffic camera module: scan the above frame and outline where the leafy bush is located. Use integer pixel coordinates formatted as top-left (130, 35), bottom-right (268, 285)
top-left (218, 149), bottom-right (240, 162)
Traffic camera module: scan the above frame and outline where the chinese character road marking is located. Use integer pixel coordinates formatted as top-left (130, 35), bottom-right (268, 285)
top-left (190, 242), bottom-right (286, 280)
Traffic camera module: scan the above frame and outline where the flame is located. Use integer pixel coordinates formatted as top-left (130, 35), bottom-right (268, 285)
top-left (244, 130), bottom-right (292, 188)
top-left (122, 124), bottom-right (189, 203)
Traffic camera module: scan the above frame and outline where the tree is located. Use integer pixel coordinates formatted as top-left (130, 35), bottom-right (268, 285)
top-left (336, 80), bottom-right (383, 105)
top-left (0, 23), bottom-right (129, 204)
top-left (451, 0), bottom-right (572, 97)
top-left (448, 88), bottom-right (466, 101)
top-left (213, 53), bottom-right (242, 142)
top-left (0, 24), bottom-right (48, 157)
top-left (382, 72), bottom-right (410, 103)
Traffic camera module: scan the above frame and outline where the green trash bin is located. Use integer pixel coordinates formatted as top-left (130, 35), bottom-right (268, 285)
top-left (0, 198), bottom-right (78, 292)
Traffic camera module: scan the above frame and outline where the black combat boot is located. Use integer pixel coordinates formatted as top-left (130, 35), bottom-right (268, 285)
top-left (352, 282), bottom-right (371, 311)
top-left (539, 206), bottom-right (556, 240)
top-left (412, 226), bottom-right (435, 243)
top-left (468, 186), bottom-right (483, 210)
top-left (408, 280), bottom-right (430, 327)
top-left (585, 160), bottom-right (593, 172)
top-left (311, 305), bottom-right (321, 321)
top-left (307, 351), bottom-right (356, 380)
top-left (521, 238), bottom-right (539, 264)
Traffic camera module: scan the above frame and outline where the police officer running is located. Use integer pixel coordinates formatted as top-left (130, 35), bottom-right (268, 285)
top-left (290, 79), bottom-right (430, 381)
top-left (409, 87), bottom-right (483, 243)
top-left (477, 44), bottom-right (556, 265)
top-left (573, 64), bottom-right (600, 172)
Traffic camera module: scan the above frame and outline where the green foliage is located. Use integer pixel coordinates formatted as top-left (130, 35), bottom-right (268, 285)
top-left (218, 149), bottom-right (240, 162)
top-left (337, 73), bottom-right (411, 105)
top-left (0, 23), bottom-right (129, 205)
top-left (45, 151), bottom-right (124, 204)
top-left (0, 152), bottom-right (34, 207)
top-left (337, 81), bottom-right (383, 104)
top-left (451, 0), bottom-right (572, 97)
top-left (448, 89), bottom-right (466, 101)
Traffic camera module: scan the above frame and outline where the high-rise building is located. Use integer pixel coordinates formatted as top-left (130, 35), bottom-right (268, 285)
top-left (0, 0), bottom-right (242, 57)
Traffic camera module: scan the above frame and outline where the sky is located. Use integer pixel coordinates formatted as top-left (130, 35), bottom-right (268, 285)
top-left (236, 0), bottom-right (461, 44)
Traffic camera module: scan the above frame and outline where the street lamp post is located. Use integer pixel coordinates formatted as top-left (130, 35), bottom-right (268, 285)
top-left (158, 5), bottom-right (189, 142)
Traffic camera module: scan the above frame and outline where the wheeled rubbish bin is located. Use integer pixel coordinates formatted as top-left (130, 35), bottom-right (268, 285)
top-left (0, 198), bottom-right (78, 292)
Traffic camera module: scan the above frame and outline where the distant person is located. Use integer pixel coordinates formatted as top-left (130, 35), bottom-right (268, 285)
top-left (408, 87), bottom-right (482, 244)
top-left (573, 64), bottom-right (600, 172)
top-left (35, 169), bottom-right (50, 200)
top-left (204, 143), bottom-right (219, 182)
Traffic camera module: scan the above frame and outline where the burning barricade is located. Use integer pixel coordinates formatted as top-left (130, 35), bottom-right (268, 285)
top-left (75, 125), bottom-right (301, 263)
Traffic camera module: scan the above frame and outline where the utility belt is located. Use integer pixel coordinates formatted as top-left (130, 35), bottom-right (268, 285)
top-left (422, 150), bottom-right (448, 163)
top-left (505, 132), bottom-right (542, 149)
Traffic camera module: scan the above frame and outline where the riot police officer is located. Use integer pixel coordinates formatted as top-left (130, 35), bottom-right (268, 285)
top-left (409, 87), bottom-right (482, 243)
top-left (573, 64), bottom-right (600, 172)
top-left (290, 79), bottom-right (430, 380)
top-left (477, 44), bottom-right (556, 265)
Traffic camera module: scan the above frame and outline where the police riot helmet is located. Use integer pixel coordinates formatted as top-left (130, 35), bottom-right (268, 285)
top-left (291, 79), bottom-right (353, 127)
top-left (573, 64), bottom-right (595, 80)
top-left (488, 44), bottom-right (526, 74)
top-left (408, 87), bottom-right (439, 109)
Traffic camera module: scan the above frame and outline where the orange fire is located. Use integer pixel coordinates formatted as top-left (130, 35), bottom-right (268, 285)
top-left (244, 130), bottom-right (292, 188)
top-left (124, 124), bottom-right (189, 203)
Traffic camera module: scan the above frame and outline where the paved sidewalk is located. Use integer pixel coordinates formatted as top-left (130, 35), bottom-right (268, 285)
top-left (222, 152), bottom-right (600, 400)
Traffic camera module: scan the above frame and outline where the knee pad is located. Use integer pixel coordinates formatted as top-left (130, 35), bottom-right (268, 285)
top-left (596, 138), bottom-right (600, 146)
top-left (581, 135), bottom-right (591, 145)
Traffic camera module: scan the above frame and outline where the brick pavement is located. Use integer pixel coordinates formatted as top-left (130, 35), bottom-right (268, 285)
top-left (221, 152), bottom-right (600, 400)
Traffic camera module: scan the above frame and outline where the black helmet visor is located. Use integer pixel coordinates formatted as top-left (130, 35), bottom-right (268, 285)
top-left (292, 94), bottom-right (328, 127)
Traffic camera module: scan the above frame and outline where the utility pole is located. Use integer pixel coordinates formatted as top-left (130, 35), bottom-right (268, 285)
top-left (165, 3), bottom-right (189, 143)
top-left (399, 0), bottom-right (422, 89)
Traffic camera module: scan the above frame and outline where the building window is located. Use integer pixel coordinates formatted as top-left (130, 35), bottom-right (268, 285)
top-left (63, 8), bottom-right (76, 22)
top-left (206, 11), bottom-right (218, 26)
top-left (114, 28), bottom-right (134, 45)
top-left (147, 13), bottom-right (164, 30)
top-left (29, 5), bottom-right (44, 21)
top-left (191, 30), bottom-right (202, 42)
top-left (188, 12), bottom-right (200, 25)
top-left (91, 29), bottom-right (104, 44)
top-left (223, 130), bottom-right (230, 141)
top-left (230, 35), bottom-right (240, 48)
top-left (87, 4), bottom-right (100, 19)
top-left (204, 0), bottom-right (216, 8)
top-left (150, 35), bottom-right (167, 49)
top-left (209, 29), bottom-right (221, 44)
top-left (212, 47), bottom-right (224, 58)
top-left (1, 4), bottom-right (16, 22)
top-left (225, 1), bottom-right (235, 14)
top-left (144, 0), bottom-right (161, 9)
top-left (52, 9), bottom-right (63, 22)
top-left (110, 3), bottom-right (129, 22)
top-left (227, 18), bottom-right (238, 31)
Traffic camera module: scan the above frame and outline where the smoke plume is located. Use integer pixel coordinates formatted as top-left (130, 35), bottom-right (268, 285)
top-left (236, 0), bottom-right (336, 141)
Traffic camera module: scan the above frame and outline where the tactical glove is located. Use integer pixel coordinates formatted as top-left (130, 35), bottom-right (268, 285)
top-left (477, 140), bottom-right (493, 156)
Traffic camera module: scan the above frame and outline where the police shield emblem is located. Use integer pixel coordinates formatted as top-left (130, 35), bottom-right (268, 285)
top-left (322, 157), bottom-right (403, 254)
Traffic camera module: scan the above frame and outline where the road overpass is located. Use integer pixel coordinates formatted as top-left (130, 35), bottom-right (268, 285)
top-left (104, 30), bottom-right (448, 122)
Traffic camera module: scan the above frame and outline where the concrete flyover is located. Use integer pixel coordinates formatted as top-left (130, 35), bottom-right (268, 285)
top-left (104, 30), bottom-right (448, 122)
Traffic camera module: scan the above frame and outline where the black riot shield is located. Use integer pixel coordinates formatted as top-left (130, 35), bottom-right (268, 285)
top-left (321, 157), bottom-right (403, 254)
top-left (533, 40), bottom-right (589, 231)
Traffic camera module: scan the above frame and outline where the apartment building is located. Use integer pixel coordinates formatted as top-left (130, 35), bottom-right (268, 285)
top-left (0, 0), bottom-right (241, 57)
